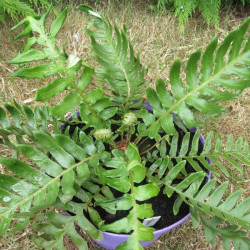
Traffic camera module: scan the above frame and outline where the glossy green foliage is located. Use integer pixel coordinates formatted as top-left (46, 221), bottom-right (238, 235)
top-left (9, 7), bottom-right (106, 127)
top-left (2, 5), bottom-right (250, 250)
top-left (0, 128), bottom-right (104, 246)
top-left (79, 5), bottom-right (149, 114)
top-left (152, 130), bottom-right (250, 177)
top-left (140, 18), bottom-right (250, 140)
top-left (196, 212), bottom-right (250, 250)
top-left (166, 177), bottom-right (250, 229)
top-left (95, 143), bottom-right (159, 246)
top-left (0, 102), bottom-right (58, 153)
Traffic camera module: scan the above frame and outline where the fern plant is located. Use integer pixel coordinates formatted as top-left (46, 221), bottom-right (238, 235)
top-left (0, 0), bottom-right (51, 23)
top-left (149, 0), bottom-right (249, 32)
top-left (0, 5), bottom-right (249, 250)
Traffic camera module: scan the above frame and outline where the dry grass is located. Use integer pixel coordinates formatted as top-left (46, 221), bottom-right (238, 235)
top-left (0, 1), bottom-right (249, 249)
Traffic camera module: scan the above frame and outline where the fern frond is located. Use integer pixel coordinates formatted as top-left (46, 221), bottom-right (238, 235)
top-left (94, 143), bottom-right (159, 249)
top-left (144, 129), bottom-right (249, 184)
top-left (190, 211), bottom-right (250, 250)
top-left (0, 103), bottom-right (59, 154)
top-left (0, 131), bottom-right (104, 248)
top-left (198, 0), bottom-right (221, 27)
top-left (166, 130), bottom-right (249, 176)
top-left (173, 0), bottom-right (197, 32)
top-left (138, 18), bottom-right (250, 140)
top-left (10, 9), bottom-right (117, 129)
top-left (31, 211), bottom-right (96, 249)
top-left (79, 6), bottom-right (149, 114)
top-left (0, 0), bottom-right (35, 23)
top-left (155, 173), bottom-right (250, 230)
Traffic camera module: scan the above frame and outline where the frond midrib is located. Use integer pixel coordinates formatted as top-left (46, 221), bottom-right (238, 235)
top-left (159, 178), bottom-right (248, 229)
top-left (142, 48), bottom-right (248, 135)
top-left (0, 153), bottom-right (100, 219)
top-left (96, 26), bottom-right (133, 113)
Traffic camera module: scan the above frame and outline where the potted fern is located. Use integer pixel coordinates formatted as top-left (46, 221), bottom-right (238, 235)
top-left (0, 5), bottom-right (249, 249)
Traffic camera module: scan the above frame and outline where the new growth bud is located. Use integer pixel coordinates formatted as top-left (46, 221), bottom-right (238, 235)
top-left (122, 112), bottom-right (137, 126)
top-left (93, 128), bottom-right (112, 141)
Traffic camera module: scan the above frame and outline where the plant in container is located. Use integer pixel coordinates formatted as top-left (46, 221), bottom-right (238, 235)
top-left (0, 5), bottom-right (249, 250)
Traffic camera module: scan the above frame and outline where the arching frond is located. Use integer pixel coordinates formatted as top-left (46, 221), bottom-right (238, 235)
top-left (138, 18), bottom-right (250, 140)
top-left (143, 130), bottom-right (249, 178)
top-left (0, 131), bottom-right (104, 247)
top-left (79, 5), bottom-right (149, 114)
top-left (191, 210), bottom-right (250, 250)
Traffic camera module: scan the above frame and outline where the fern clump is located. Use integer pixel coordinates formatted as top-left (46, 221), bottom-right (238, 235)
top-left (0, 4), bottom-right (249, 250)
top-left (150, 0), bottom-right (249, 31)
top-left (0, 0), bottom-right (50, 23)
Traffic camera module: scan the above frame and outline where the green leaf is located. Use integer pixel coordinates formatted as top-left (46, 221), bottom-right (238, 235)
top-left (50, 92), bottom-right (81, 117)
top-left (16, 144), bottom-right (63, 177)
top-left (104, 175), bottom-right (131, 193)
top-left (95, 194), bottom-right (133, 212)
top-left (146, 87), bottom-right (163, 116)
top-left (76, 162), bottom-right (90, 179)
top-left (125, 143), bottom-right (141, 162)
top-left (77, 4), bottom-right (94, 13)
top-left (33, 131), bottom-right (75, 168)
top-left (163, 160), bottom-right (186, 185)
top-left (169, 60), bottom-right (185, 99)
top-left (79, 132), bottom-right (96, 155)
top-left (92, 98), bottom-right (110, 112)
top-left (156, 78), bottom-right (174, 109)
top-left (136, 204), bottom-right (154, 219)
top-left (4, 104), bottom-right (22, 128)
top-left (35, 78), bottom-right (70, 101)
top-left (186, 49), bottom-right (201, 89)
top-left (134, 183), bottom-right (160, 201)
top-left (100, 217), bottom-right (132, 234)
top-left (0, 107), bottom-right (11, 128)
top-left (52, 134), bottom-right (86, 161)
top-left (127, 160), bottom-right (146, 183)
top-left (116, 234), bottom-right (144, 250)
top-left (66, 54), bottom-right (82, 71)
top-left (84, 88), bottom-right (104, 105)
top-left (12, 63), bottom-right (59, 78)
top-left (160, 113), bottom-right (176, 135)
top-left (141, 109), bottom-right (154, 126)
top-left (9, 49), bottom-right (47, 64)
top-left (61, 170), bottom-right (76, 203)
top-left (77, 66), bottom-right (94, 91)
top-left (76, 215), bottom-right (103, 241)
top-left (0, 174), bottom-right (38, 197)
top-left (23, 37), bottom-right (37, 52)
top-left (22, 104), bottom-right (36, 129)
top-left (66, 224), bottom-right (88, 249)
top-left (50, 8), bottom-right (68, 38)
top-left (201, 36), bottom-right (218, 82)
top-left (190, 129), bottom-right (201, 155)
top-left (100, 107), bottom-right (118, 120)
top-left (0, 158), bottom-right (51, 186)
top-left (158, 157), bottom-right (169, 179)
top-left (88, 207), bottom-right (103, 228)
top-left (179, 132), bottom-right (190, 157)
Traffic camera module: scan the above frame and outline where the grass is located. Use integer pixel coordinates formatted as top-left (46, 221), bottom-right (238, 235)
top-left (0, 1), bottom-right (249, 249)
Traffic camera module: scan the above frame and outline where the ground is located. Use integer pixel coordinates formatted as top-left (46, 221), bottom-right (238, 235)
top-left (0, 1), bottom-right (249, 249)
